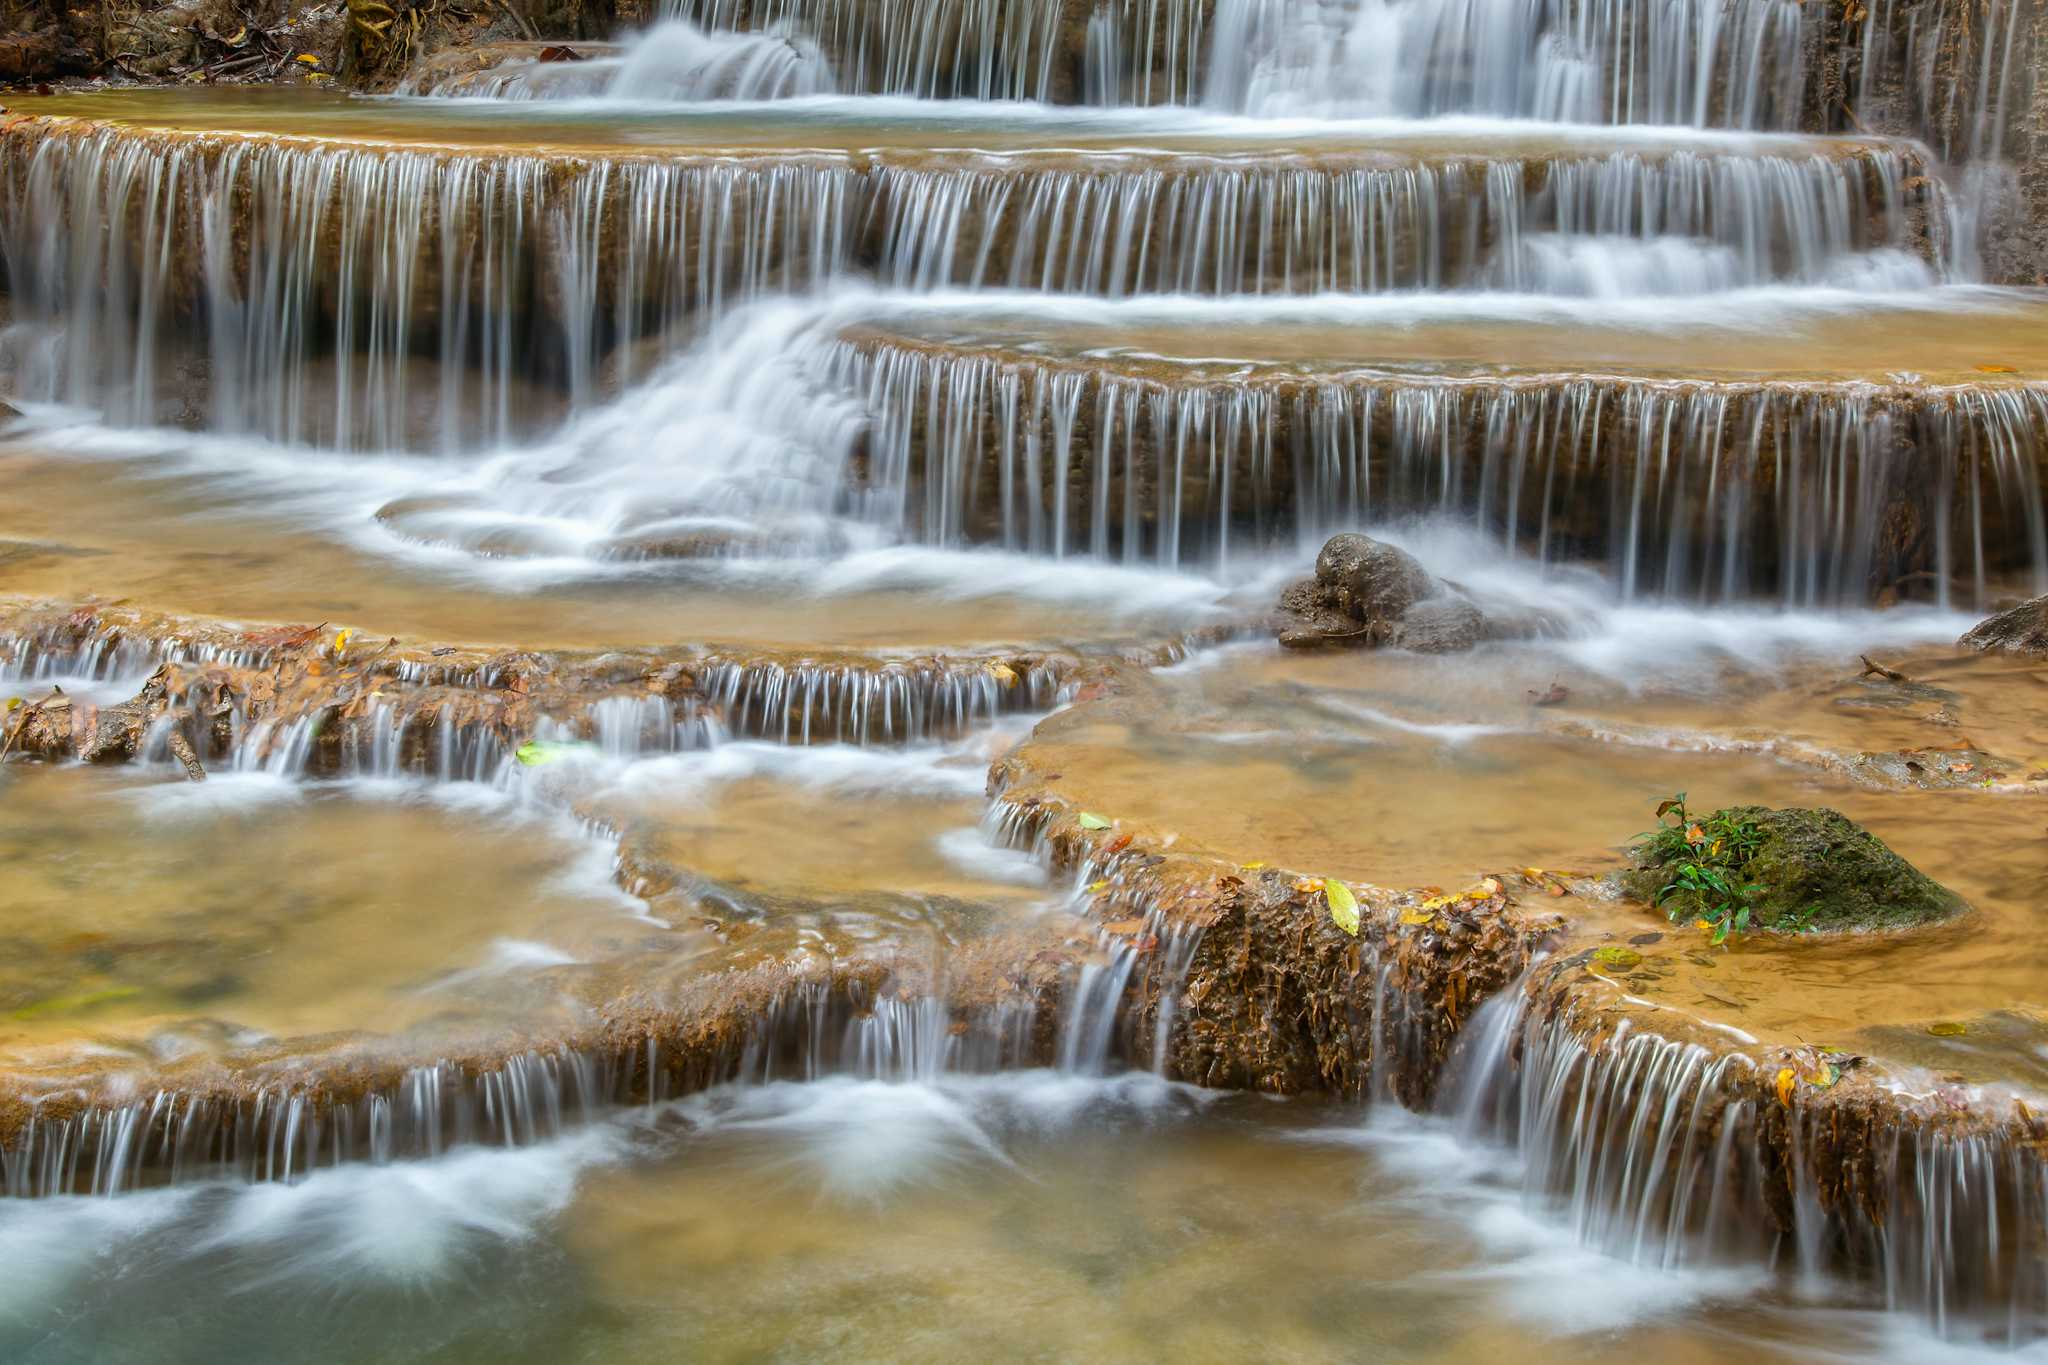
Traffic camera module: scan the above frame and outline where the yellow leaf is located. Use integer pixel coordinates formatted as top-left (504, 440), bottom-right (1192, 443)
top-left (1521, 866), bottom-right (1544, 877)
top-left (1398, 909), bottom-right (1435, 926)
top-left (986, 663), bottom-right (1018, 685)
top-left (297, 53), bottom-right (322, 66)
top-left (1591, 946), bottom-right (1642, 970)
top-left (1463, 876), bottom-right (1501, 900)
top-left (1293, 877), bottom-right (1325, 895)
top-left (1928, 1021), bottom-right (1967, 1037)
top-left (1977, 364), bottom-right (2019, 373)
top-left (1775, 1067), bottom-right (1797, 1107)
top-left (1239, 861), bottom-right (1267, 870)
top-left (1087, 879), bottom-right (1109, 893)
top-left (1325, 879), bottom-right (1360, 936)
top-left (333, 628), bottom-right (351, 658)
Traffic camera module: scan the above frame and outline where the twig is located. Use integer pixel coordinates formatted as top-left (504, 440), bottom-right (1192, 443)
top-left (1860, 654), bottom-right (1910, 683)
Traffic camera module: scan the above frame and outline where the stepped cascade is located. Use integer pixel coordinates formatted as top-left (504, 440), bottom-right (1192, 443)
top-left (4, 0), bottom-right (2048, 1359)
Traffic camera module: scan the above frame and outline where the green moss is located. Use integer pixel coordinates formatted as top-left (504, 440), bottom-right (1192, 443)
top-left (1624, 804), bottom-right (1966, 934)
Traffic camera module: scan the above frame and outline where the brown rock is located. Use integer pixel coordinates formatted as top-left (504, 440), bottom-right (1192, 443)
top-left (1958, 594), bottom-right (2048, 657)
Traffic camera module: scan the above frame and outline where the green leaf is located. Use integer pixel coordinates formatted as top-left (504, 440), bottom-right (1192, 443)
top-left (515, 740), bottom-right (592, 767)
top-left (1076, 812), bottom-right (1112, 830)
top-left (11, 985), bottom-right (143, 1020)
top-left (1592, 945), bottom-right (1643, 970)
top-left (1711, 920), bottom-right (1731, 945)
top-left (1928, 1021), bottom-right (1967, 1037)
top-left (1325, 879), bottom-right (1360, 936)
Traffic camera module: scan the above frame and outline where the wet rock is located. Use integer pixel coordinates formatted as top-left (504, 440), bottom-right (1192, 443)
top-left (1623, 805), bottom-right (1967, 933)
top-left (1276, 533), bottom-right (1552, 654)
top-left (1318, 533), bottom-right (1434, 625)
top-left (0, 400), bottom-right (20, 421)
top-left (1389, 597), bottom-right (1487, 654)
top-left (1958, 594), bottom-right (2048, 658)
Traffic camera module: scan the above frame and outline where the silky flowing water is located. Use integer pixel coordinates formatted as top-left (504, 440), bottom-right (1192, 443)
top-left (5, 0), bottom-right (2048, 1357)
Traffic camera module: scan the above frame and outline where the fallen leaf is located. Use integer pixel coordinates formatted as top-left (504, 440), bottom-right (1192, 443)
top-left (1398, 908), bottom-right (1436, 926)
top-left (296, 53), bottom-right (321, 66)
top-left (1240, 861), bottom-right (1267, 870)
top-left (1076, 812), bottom-right (1112, 831)
top-left (1592, 946), bottom-right (1643, 970)
top-left (986, 662), bottom-right (1018, 685)
top-left (242, 622), bottom-right (325, 649)
top-left (515, 740), bottom-right (590, 767)
top-left (1977, 364), bottom-right (2019, 373)
top-left (1104, 833), bottom-right (1133, 854)
top-left (1086, 879), bottom-right (1109, 893)
top-left (1325, 879), bottom-right (1360, 936)
top-left (1293, 876), bottom-right (1325, 895)
top-left (1928, 1021), bottom-right (1968, 1037)
top-left (1775, 1067), bottom-right (1798, 1107)
top-left (1102, 919), bottom-right (1147, 936)
top-left (11, 985), bottom-right (143, 1020)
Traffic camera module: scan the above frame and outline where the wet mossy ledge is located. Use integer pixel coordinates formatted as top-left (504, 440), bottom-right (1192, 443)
top-left (1623, 804), bottom-right (1970, 934)
top-left (0, 597), bottom-right (1132, 761)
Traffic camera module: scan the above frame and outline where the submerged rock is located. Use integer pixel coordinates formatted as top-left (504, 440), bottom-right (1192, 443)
top-left (1623, 805), bottom-right (1967, 932)
top-left (1958, 594), bottom-right (2048, 657)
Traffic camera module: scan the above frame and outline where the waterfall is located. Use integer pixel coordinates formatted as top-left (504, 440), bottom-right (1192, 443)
top-left (658, 0), bottom-right (1074, 99)
top-left (406, 20), bottom-right (839, 101)
top-left (831, 319), bottom-right (2048, 601)
top-left (1444, 981), bottom-right (2048, 1344)
top-left (1205, 0), bottom-right (1809, 125)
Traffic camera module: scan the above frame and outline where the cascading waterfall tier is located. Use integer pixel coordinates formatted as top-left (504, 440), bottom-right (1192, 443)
top-left (656, 0), bottom-right (1144, 102)
top-left (0, 101), bottom-right (1945, 450)
top-left (0, 966), bottom-right (1061, 1198)
top-left (1205, 0), bottom-right (1809, 126)
top-left (642, 0), bottom-right (1809, 120)
top-left (1447, 970), bottom-right (2048, 1345)
top-left (827, 295), bottom-right (2048, 603)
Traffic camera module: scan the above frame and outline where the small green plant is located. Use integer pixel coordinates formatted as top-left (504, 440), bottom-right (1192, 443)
top-left (1634, 793), bottom-right (1768, 944)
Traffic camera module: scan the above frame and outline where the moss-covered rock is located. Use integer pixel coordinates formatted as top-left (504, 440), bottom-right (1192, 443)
top-left (1623, 805), bottom-right (1966, 933)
